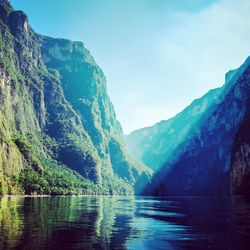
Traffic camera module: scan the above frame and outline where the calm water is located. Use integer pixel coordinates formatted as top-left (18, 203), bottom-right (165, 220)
top-left (0, 196), bottom-right (250, 250)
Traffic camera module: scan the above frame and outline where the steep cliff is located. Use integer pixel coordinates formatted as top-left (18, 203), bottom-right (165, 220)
top-left (230, 113), bottom-right (250, 196)
top-left (0, 0), bottom-right (151, 195)
top-left (39, 36), bottom-right (151, 192)
top-left (126, 56), bottom-right (250, 195)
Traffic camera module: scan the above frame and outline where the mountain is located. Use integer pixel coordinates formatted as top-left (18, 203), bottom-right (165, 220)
top-left (230, 105), bottom-right (250, 196)
top-left (126, 56), bottom-right (250, 196)
top-left (0, 0), bottom-right (151, 195)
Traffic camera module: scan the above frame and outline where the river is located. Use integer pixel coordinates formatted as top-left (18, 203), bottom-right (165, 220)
top-left (0, 196), bottom-right (249, 249)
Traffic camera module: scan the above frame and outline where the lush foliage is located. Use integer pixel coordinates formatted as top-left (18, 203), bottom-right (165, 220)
top-left (0, 0), bottom-right (151, 195)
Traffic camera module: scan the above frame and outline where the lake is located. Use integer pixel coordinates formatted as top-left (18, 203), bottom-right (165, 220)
top-left (0, 196), bottom-right (249, 250)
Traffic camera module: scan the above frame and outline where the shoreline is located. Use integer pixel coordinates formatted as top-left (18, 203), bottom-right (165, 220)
top-left (0, 194), bottom-right (245, 198)
top-left (0, 194), bottom-right (97, 198)
top-left (0, 194), bottom-right (135, 198)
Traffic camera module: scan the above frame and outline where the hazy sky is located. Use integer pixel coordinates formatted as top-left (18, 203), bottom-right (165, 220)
top-left (10, 0), bottom-right (250, 134)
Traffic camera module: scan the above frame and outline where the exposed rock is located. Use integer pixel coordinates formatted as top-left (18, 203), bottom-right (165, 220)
top-left (8, 10), bottom-right (28, 36)
top-left (126, 56), bottom-right (250, 196)
top-left (0, 0), bottom-right (151, 195)
top-left (230, 119), bottom-right (250, 196)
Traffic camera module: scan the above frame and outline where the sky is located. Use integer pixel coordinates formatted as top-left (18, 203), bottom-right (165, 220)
top-left (10, 0), bottom-right (250, 134)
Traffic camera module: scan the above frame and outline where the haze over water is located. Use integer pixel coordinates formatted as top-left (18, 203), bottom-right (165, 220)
top-left (0, 196), bottom-right (249, 250)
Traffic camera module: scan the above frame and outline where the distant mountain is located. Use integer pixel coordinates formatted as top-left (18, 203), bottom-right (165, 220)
top-left (126, 55), bottom-right (250, 196)
top-left (0, 0), bottom-right (151, 195)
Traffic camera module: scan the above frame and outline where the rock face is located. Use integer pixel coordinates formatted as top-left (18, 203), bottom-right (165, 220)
top-left (0, 0), bottom-right (151, 195)
top-left (230, 115), bottom-right (250, 196)
top-left (126, 56), bottom-right (250, 196)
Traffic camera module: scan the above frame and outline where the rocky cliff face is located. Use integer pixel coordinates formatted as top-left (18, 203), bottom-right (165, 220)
top-left (230, 113), bottom-right (250, 196)
top-left (126, 56), bottom-right (250, 196)
top-left (126, 87), bottom-right (223, 172)
top-left (0, 0), bottom-right (151, 195)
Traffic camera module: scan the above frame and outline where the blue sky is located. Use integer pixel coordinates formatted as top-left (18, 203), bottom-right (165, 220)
top-left (10, 0), bottom-right (250, 133)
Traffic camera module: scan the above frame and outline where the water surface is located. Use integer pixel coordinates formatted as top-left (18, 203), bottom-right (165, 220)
top-left (0, 196), bottom-right (249, 250)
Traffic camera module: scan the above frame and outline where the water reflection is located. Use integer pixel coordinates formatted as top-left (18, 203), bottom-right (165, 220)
top-left (0, 197), bottom-right (23, 249)
top-left (0, 196), bottom-right (249, 250)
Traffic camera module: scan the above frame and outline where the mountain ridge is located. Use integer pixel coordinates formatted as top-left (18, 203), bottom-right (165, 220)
top-left (126, 56), bottom-right (250, 196)
top-left (0, 0), bottom-right (151, 195)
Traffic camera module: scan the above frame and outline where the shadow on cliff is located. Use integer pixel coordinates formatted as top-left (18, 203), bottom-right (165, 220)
top-left (230, 97), bottom-right (250, 196)
top-left (141, 62), bottom-right (250, 196)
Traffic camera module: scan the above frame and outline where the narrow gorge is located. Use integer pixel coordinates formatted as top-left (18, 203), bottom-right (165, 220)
top-left (1, 0), bottom-right (250, 198)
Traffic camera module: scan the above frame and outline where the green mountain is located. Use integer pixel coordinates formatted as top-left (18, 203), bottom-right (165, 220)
top-left (126, 56), bottom-right (250, 196)
top-left (0, 0), bottom-right (151, 195)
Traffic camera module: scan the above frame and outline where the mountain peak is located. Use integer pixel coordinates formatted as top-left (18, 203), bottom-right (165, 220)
top-left (0, 0), bottom-right (151, 195)
top-left (8, 10), bottom-right (28, 34)
top-left (0, 0), bottom-right (12, 22)
top-left (0, 0), bottom-right (29, 36)
top-left (0, 0), bottom-right (12, 8)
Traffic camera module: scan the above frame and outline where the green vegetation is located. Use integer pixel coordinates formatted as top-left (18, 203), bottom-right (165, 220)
top-left (0, 0), bottom-right (151, 195)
